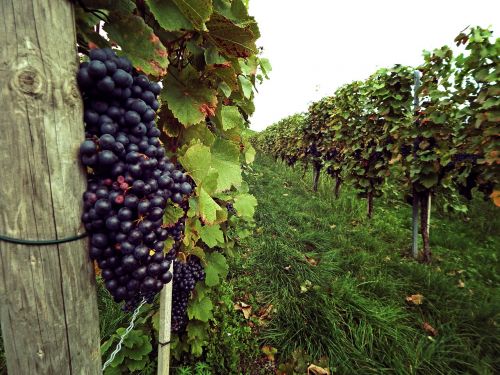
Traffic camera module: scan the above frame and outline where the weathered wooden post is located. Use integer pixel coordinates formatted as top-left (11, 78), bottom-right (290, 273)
top-left (0, 1), bottom-right (102, 374)
top-left (158, 263), bottom-right (174, 375)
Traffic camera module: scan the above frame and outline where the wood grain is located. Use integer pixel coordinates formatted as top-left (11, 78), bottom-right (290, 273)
top-left (0, 1), bottom-right (102, 374)
top-left (157, 263), bottom-right (174, 375)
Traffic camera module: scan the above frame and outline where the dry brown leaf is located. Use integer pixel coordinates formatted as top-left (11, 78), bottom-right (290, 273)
top-left (307, 364), bottom-right (330, 375)
top-left (422, 322), bottom-right (438, 336)
top-left (234, 301), bottom-right (252, 319)
top-left (257, 304), bottom-right (273, 326)
top-left (406, 294), bottom-right (424, 305)
top-left (305, 255), bottom-right (318, 266)
top-left (458, 280), bottom-right (465, 288)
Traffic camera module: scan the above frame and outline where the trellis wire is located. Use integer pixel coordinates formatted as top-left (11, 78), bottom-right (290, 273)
top-left (102, 298), bottom-right (147, 372)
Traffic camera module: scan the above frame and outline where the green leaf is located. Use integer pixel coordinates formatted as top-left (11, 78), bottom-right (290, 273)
top-left (211, 138), bottom-right (242, 191)
top-left (173, 0), bottom-right (213, 30)
top-left (197, 187), bottom-right (222, 224)
top-left (100, 337), bottom-right (115, 355)
top-left (104, 11), bottom-right (168, 77)
top-left (179, 143), bottom-right (212, 185)
top-left (103, 366), bottom-right (122, 375)
top-left (259, 57), bottom-right (272, 79)
top-left (162, 66), bottom-right (218, 126)
top-left (198, 223), bottom-right (224, 248)
top-left (181, 122), bottom-right (216, 146)
top-left (187, 295), bottom-right (213, 322)
top-left (206, 13), bottom-right (258, 58)
top-left (205, 46), bottom-right (227, 64)
top-left (145, 0), bottom-right (192, 31)
top-left (244, 142), bottom-right (256, 164)
top-left (126, 358), bottom-right (149, 372)
top-left (220, 106), bottom-right (244, 130)
top-left (204, 252), bottom-right (228, 286)
top-left (186, 321), bottom-right (209, 357)
top-left (420, 173), bottom-right (438, 189)
top-left (233, 193), bottom-right (257, 219)
top-left (238, 75), bottom-right (253, 99)
top-left (164, 204), bottom-right (185, 225)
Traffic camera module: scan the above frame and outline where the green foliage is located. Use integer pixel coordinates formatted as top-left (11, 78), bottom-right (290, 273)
top-left (235, 154), bottom-right (499, 374)
top-left (101, 329), bottom-right (153, 374)
top-left (255, 26), bottom-right (499, 209)
top-left (75, 0), bottom-right (269, 357)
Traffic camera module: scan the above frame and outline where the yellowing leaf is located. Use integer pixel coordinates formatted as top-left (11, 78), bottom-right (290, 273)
top-left (491, 190), bottom-right (500, 207)
top-left (406, 294), bottom-right (424, 305)
top-left (234, 301), bottom-right (252, 319)
top-left (307, 364), bottom-right (330, 375)
top-left (261, 345), bottom-right (277, 361)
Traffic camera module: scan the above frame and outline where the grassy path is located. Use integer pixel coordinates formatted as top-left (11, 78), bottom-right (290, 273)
top-left (231, 155), bottom-right (499, 374)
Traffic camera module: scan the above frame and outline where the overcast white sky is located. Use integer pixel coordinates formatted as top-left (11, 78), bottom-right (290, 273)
top-left (248, 0), bottom-right (500, 131)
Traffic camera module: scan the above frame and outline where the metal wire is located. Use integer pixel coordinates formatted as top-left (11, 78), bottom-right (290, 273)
top-left (0, 232), bottom-right (88, 245)
top-left (102, 298), bottom-right (147, 372)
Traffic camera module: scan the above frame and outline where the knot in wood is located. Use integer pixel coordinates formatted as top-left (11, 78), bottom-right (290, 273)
top-left (15, 68), bottom-right (43, 96)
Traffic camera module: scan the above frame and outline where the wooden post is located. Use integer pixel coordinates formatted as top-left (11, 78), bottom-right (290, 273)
top-left (0, 1), bottom-right (102, 374)
top-left (411, 70), bottom-right (421, 259)
top-left (411, 188), bottom-right (419, 259)
top-left (158, 262), bottom-right (174, 375)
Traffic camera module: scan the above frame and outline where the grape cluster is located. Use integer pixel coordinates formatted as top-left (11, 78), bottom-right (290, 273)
top-left (77, 48), bottom-right (193, 310)
top-left (171, 256), bottom-right (205, 333)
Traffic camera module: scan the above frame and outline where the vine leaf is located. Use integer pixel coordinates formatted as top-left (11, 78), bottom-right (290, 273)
top-left (104, 11), bottom-right (168, 77)
top-left (204, 252), bottom-right (229, 286)
top-left (198, 223), bottom-right (224, 248)
top-left (206, 13), bottom-right (258, 58)
top-left (220, 105), bottom-right (244, 130)
top-left (162, 66), bottom-right (218, 126)
top-left (211, 138), bottom-right (242, 191)
top-left (187, 295), bottom-right (213, 322)
top-left (145, 0), bottom-right (192, 31)
top-left (233, 193), bottom-right (257, 218)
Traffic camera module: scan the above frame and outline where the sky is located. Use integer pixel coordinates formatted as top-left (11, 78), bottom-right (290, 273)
top-left (248, 0), bottom-right (500, 131)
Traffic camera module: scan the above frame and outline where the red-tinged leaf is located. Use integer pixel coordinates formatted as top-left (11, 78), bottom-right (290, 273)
top-left (199, 102), bottom-right (216, 117)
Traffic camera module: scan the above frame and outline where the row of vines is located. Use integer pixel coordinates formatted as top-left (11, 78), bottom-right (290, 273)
top-left (74, 0), bottom-right (270, 368)
top-left (254, 26), bottom-right (498, 262)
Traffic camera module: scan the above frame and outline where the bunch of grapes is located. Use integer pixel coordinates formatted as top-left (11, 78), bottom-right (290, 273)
top-left (171, 256), bottom-right (205, 333)
top-left (77, 48), bottom-right (194, 310)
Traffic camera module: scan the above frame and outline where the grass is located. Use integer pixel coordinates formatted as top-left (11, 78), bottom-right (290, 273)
top-left (229, 155), bottom-right (499, 374)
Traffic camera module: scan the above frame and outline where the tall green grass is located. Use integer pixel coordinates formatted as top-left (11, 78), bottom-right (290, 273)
top-left (231, 155), bottom-right (499, 374)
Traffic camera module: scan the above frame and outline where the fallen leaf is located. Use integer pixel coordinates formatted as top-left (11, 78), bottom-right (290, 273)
top-left (406, 294), bottom-right (424, 305)
top-left (305, 255), bottom-right (318, 266)
top-left (422, 322), bottom-right (438, 336)
top-left (307, 364), bottom-right (330, 375)
top-left (457, 280), bottom-right (465, 288)
top-left (261, 345), bottom-right (277, 361)
top-left (257, 304), bottom-right (274, 326)
top-left (300, 280), bottom-right (312, 293)
top-left (234, 301), bottom-right (252, 319)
